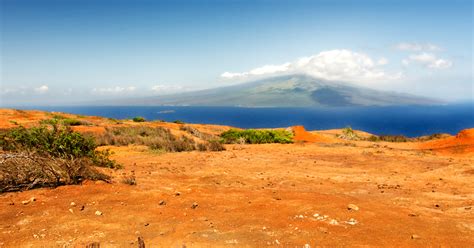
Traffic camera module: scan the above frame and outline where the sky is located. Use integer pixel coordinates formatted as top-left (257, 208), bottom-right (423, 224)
top-left (0, 0), bottom-right (472, 105)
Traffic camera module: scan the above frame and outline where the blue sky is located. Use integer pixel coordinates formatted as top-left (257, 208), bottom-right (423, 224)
top-left (1, 0), bottom-right (472, 105)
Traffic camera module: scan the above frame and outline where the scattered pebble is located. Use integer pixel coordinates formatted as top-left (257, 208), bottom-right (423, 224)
top-left (68, 209), bottom-right (74, 214)
top-left (159, 200), bottom-right (166, 206)
top-left (347, 204), bottom-right (359, 211)
top-left (275, 239), bottom-right (280, 245)
top-left (95, 210), bottom-right (103, 216)
top-left (191, 202), bottom-right (198, 209)
top-left (70, 202), bottom-right (76, 207)
top-left (345, 218), bottom-right (358, 225)
top-left (329, 219), bottom-right (339, 225)
top-left (411, 234), bottom-right (420, 240)
top-left (22, 197), bottom-right (36, 205)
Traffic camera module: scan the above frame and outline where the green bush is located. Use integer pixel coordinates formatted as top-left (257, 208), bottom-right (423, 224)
top-left (173, 120), bottom-right (185, 124)
top-left (220, 129), bottom-right (293, 144)
top-left (0, 124), bottom-right (119, 168)
top-left (133, 116), bottom-right (146, 122)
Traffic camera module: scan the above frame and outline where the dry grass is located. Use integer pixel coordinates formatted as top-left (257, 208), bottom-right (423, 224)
top-left (0, 152), bottom-right (109, 193)
top-left (95, 126), bottom-right (225, 152)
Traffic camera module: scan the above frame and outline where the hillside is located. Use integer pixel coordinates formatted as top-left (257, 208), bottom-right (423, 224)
top-left (110, 74), bottom-right (439, 107)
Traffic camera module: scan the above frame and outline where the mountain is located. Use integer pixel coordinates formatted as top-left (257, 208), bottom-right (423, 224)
top-left (113, 74), bottom-right (440, 107)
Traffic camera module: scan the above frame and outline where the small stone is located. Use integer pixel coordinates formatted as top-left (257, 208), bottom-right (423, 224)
top-left (329, 219), bottom-right (339, 225)
top-left (175, 192), bottom-right (181, 196)
top-left (408, 213), bottom-right (418, 217)
top-left (69, 209), bottom-right (74, 214)
top-left (275, 239), bottom-right (280, 245)
top-left (80, 205), bottom-right (85, 211)
top-left (347, 204), bottom-right (359, 211)
top-left (345, 218), bottom-right (358, 225)
top-left (159, 200), bottom-right (166, 206)
top-left (95, 210), bottom-right (103, 216)
top-left (411, 234), bottom-right (420, 240)
top-left (22, 197), bottom-right (36, 205)
top-left (70, 202), bottom-right (76, 207)
top-left (191, 202), bottom-right (198, 209)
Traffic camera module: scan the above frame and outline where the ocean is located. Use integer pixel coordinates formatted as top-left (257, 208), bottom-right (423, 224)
top-left (12, 104), bottom-right (474, 137)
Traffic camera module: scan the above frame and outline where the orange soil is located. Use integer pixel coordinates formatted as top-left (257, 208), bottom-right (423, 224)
top-left (0, 109), bottom-right (473, 247)
top-left (419, 128), bottom-right (474, 155)
top-left (292, 125), bottom-right (336, 143)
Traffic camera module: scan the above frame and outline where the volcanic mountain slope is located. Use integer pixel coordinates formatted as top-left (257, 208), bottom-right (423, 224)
top-left (113, 74), bottom-right (439, 107)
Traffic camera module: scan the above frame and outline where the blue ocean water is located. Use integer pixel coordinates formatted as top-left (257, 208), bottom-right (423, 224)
top-left (13, 104), bottom-right (474, 137)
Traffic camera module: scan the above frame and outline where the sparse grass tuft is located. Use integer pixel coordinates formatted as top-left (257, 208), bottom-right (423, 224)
top-left (337, 126), bottom-right (360, 140)
top-left (96, 126), bottom-right (224, 152)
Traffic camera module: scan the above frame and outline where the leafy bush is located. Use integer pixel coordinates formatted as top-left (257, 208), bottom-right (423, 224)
top-left (96, 126), bottom-right (225, 152)
top-left (133, 116), bottom-right (146, 122)
top-left (0, 124), bottom-right (119, 168)
top-left (173, 120), bottom-right (185, 124)
top-left (220, 129), bottom-right (293, 144)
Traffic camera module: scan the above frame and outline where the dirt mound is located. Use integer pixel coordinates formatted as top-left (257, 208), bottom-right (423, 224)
top-left (292, 125), bottom-right (335, 143)
top-left (419, 128), bottom-right (474, 155)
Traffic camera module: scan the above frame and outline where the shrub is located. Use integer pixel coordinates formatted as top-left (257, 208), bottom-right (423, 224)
top-left (0, 124), bottom-right (119, 168)
top-left (220, 129), bottom-right (293, 144)
top-left (40, 117), bottom-right (89, 126)
top-left (0, 152), bottom-right (110, 192)
top-left (366, 135), bottom-right (408, 142)
top-left (133, 116), bottom-right (146, 122)
top-left (338, 126), bottom-right (360, 140)
top-left (173, 120), bottom-right (185, 124)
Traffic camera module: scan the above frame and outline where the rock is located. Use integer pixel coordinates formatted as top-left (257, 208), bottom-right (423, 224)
top-left (22, 197), bottom-right (36, 205)
top-left (329, 219), bottom-right (339, 225)
top-left (70, 202), bottom-right (76, 207)
top-left (275, 239), bottom-right (280, 245)
top-left (95, 210), bottom-right (103, 216)
top-left (159, 200), bottom-right (166, 206)
top-left (411, 234), bottom-right (420, 240)
top-left (191, 202), bottom-right (198, 209)
top-left (68, 209), bottom-right (74, 214)
top-left (345, 218), bottom-right (358, 225)
top-left (175, 192), bottom-right (181, 196)
top-left (347, 204), bottom-right (359, 211)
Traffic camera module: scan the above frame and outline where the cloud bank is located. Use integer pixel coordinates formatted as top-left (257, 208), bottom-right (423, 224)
top-left (402, 53), bottom-right (452, 69)
top-left (221, 49), bottom-right (398, 84)
top-left (395, 42), bottom-right (441, 52)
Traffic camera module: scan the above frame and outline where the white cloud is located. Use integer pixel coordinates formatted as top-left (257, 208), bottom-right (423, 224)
top-left (395, 42), bottom-right (441, 52)
top-left (403, 53), bottom-right (452, 69)
top-left (151, 85), bottom-right (183, 92)
top-left (92, 86), bottom-right (136, 94)
top-left (34, 85), bottom-right (49, 94)
top-left (221, 49), bottom-right (398, 84)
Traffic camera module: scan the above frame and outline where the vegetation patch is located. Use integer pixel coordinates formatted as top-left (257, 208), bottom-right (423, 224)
top-left (220, 129), bottom-right (293, 144)
top-left (0, 123), bottom-right (116, 192)
top-left (337, 126), bottom-right (360, 140)
top-left (0, 124), bottom-right (118, 168)
top-left (133, 116), bottom-right (146, 122)
top-left (96, 126), bottom-right (225, 152)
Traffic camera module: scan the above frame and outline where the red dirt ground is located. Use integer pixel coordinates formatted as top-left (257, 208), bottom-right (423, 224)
top-left (0, 109), bottom-right (473, 247)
